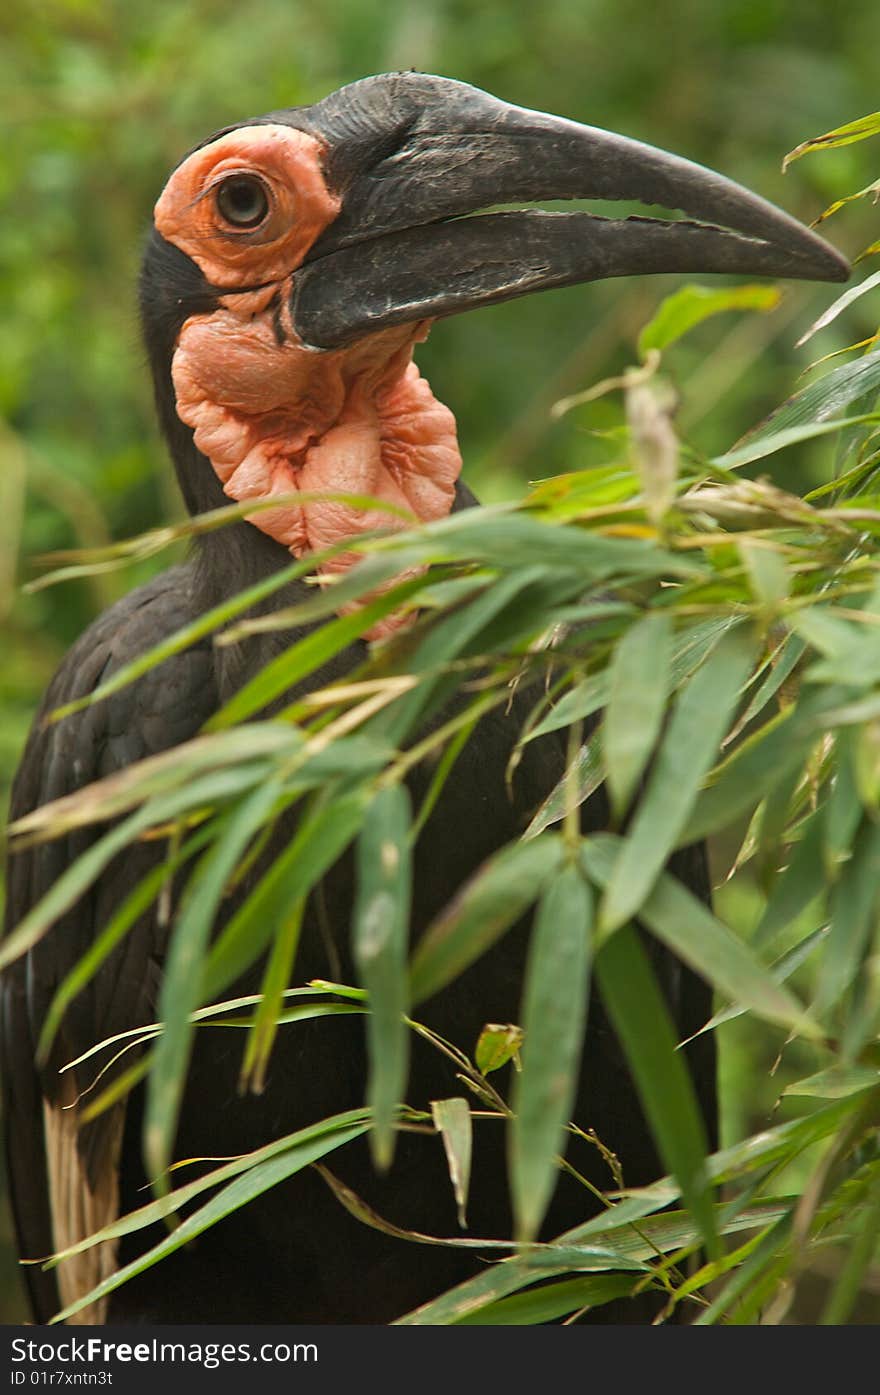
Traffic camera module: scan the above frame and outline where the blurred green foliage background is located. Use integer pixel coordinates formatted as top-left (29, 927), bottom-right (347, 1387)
top-left (2, 0), bottom-right (880, 1321)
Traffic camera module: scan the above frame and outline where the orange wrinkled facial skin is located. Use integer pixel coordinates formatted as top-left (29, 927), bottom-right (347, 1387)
top-left (154, 125), bottom-right (342, 287)
top-left (156, 124), bottom-right (463, 638)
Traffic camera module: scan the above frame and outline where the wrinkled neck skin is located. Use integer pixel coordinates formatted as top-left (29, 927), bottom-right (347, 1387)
top-left (171, 294), bottom-right (462, 639)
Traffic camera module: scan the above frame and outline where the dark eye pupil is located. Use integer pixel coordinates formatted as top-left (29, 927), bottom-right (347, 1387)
top-left (216, 176), bottom-right (269, 228)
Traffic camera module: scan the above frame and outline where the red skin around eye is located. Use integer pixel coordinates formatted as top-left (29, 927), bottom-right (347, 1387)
top-left (154, 125), bottom-right (342, 287)
top-left (157, 125), bottom-right (462, 639)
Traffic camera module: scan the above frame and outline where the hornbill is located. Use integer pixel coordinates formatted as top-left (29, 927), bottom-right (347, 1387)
top-left (1, 73), bottom-right (847, 1325)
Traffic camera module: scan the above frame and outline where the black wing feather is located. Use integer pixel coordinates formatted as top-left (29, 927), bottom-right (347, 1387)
top-left (1, 563), bottom-right (216, 1321)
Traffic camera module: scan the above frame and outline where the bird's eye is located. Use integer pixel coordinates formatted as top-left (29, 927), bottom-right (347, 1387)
top-left (215, 175), bottom-right (270, 228)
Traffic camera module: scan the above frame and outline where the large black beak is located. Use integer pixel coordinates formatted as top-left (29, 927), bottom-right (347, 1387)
top-left (287, 73), bottom-right (847, 350)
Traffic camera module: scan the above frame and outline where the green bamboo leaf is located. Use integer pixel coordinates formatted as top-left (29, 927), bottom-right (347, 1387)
top-left (47, 554), bottom-right (328, 722)
top-left (604, 612), bottom-right (673, 818)
top-left (694, 1214), bottom-right (792, 1325)
top-left (583, 836), bottom-right (817, 1038)
top-left (523, 673), bottom-right (608, 744)
top-left (730, 635), bottom-right (805, 738)
top-left (739, 540), bottom-right (791, 609)
top-left (815, 819), bottom-right (880, 1018)
top-left (510, 867), bottom-right (593, 1241)
top-left (826, 730), bottom-right (864, 872)
top-left (44, 1108), bottom-right (371, 1268)
top-left (791, 606), bottom-right (880, 690)
top-left (226, 1002), bottom-right (364, 1029)
top-left (570, 1199), bottom-right (788, 1264)
top-left (207, 572), bottom-right (431, 730)
top-left (396, 1249), bottom-right (629, 1326)
top-left (9, 726), bottom-right (298, 841)
top-left (594, 924), bottom-right (718, 1258)
top-left (706, 1094), bottom-right (863, 1187)
top-left (52, 1117), bottom-right (370, 1323)
top-left (564, 1095), bottom-right (861, 1248)
top-left (821, 1178), bottom-right (880, 1324)
top-left (715, 415), bottom-right (879, 470)
top-left (523, 732), bottom-right (603, 840)
top-left (369, 566), bottom-right (556, 749)
top-left (409, 835), bottom-right (564, 1005)
top-left (684, 927), bottom-right (827, 1042)
top-left (601, 627), bottom-right (756, 931)
top-left (795, 268), bottom-right (880, 348)
top-left (475, 1023), bottom-right (523, 1075)
top-left (789, 606), bottom-right (863, 659)
top-left (783, 1064), bottom-right (880, 1099)
top-left (638, 283), bottom-right (781, 358)
top-left (385, 507), bottom-right (696, 579)
top-left (714, 348), bottom-right (880, 470)
top-left (455, 1274), bottom-right (638, 1325)
top-left (783, 111), bottom-right (880, 168)
top-left (239, 896), bottom-right (306, 1094)
top-left (354, 784), bottom-right (413, 1169)
top-left (201, 790), bottom-right (369, 1003)
top-left (37, 823), bottom-right (216, 1063)
top-left (525, 616), bottom-right (735, 747)
top-left (399, 1199), bottom-right (786, 1325)
top-left (431, 1097), bottom-right (473, 1229)
top-left (0, 764), bottom-right (273, 975)
top-left (145, 777), bottom-right (287, 1188)
top-left (681, 705), bottom-right (817, 846)
top-left (666, 1219), bottom-right (775, 1315)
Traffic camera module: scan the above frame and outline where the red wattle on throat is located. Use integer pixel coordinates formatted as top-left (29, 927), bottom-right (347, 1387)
top-left (171, 307), bottom-right (462, 639)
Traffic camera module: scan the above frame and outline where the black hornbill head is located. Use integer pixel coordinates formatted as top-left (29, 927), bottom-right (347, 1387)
top-left (139, 72), bottom-right (847, 627)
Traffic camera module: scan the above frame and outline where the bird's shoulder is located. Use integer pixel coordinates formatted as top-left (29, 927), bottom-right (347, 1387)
top-left (12, 562), bottom-right (214, 815)
top-left (3, 561), bottom-right (217, 1080)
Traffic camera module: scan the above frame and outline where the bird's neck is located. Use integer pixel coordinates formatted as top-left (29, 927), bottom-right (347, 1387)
top-left (169, 296), bottom-right (461, 635)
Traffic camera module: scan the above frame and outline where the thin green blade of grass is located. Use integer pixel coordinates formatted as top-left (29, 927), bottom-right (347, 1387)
top-left (821, 1177), bottom-right (880, 1324)
top-left (510, 866), bottom-right (593, 1242)
top-left (815, 819), bottom-right (880, 1020)
top-left (238, 896), bottom-right (306, 1095)
top-left (9, 726), bottom-right (299, 841)
top-left (200, 790), bottom-right (369, 1004)
top-left (206, 572), bottom-right (433, 730)
top-left (0, 765), bottom-right (274, 975)
top-left (354, 784), bottom-right (413, 1169)
top-left (455, 1273), bottom-right (638, 1325)
top-left (51, 1120), bottom-right (370, 1323)
top-left (399, 1199), bottom-right (787, 1325)
top-left (46, 553), bottom-right (344, 721)
top-left (594, 924), bottom-right (718, 1260)
top-left (523, 731), bottom-right (604, 840)
top-left (37, 822), bottom-right (216, 1063)
top-left (145, 777), bottom-right (288, 1188)
top-left (431, 1098), bottom-right (473, 1229)
top-left (42, 1108), bottom-right (372, 1269)
top-left (367, 566), bottom-right (555, 750)
top-left (603, 612), bottom-right (673, 819)
top-left (584, 836), bottom-right (818, 1038)
top-left (601, 626), bottom-right (756, 932)
top-left (409, 835), bottom-right (564, 1006)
